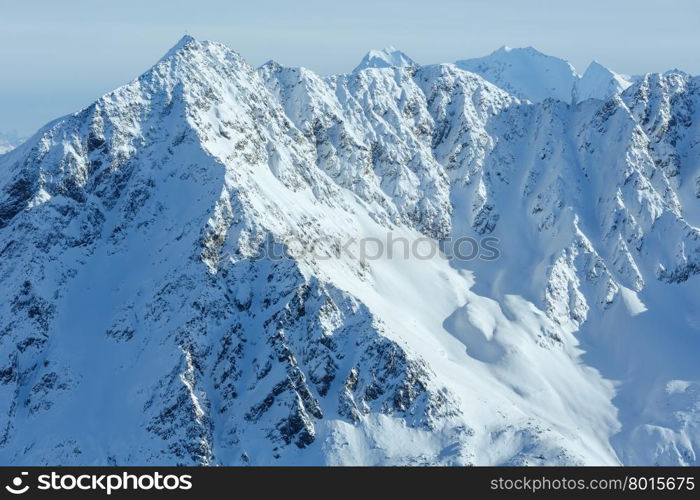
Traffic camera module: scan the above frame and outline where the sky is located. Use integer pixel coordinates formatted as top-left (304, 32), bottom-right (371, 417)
top-left (1, 0), bottom-right (699, 135)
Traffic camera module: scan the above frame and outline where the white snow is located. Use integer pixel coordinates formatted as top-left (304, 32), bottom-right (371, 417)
top-left (455, 46), bottom-right (579, 103)
top-left (353, 46), bottom-right (417, 72)
top-left (0, 36), bottom-right (699, 466)
top-left (574, 61), bottom-right (632, 102)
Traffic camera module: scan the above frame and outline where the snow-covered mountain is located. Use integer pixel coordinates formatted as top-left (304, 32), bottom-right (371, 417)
top-left (455, 45), bottom-right (579, 103)
top-left (455, 46), bottom-right (636, 104)
top-left (1, 36), bottom-right (699, 466)
top-left (574, 61), bottom-right (633, 102)
top-left (353, 46), bottom-right (417, 72)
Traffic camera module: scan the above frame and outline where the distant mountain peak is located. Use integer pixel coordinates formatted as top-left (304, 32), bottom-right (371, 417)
top-left (455, 46), bottom-right (578, 102)
top-left (574, 60), bottom-right (632, 102)
top-left (494, 45), bottom-right (540, 55)
top-left (353, 46), bottom-right (417, 72)
top-left (260, 59), bottom-right (283, 71)
top-left (580, 60), bottom-right (619, 81)
top-left (586, 60), bottom-right (607, 71)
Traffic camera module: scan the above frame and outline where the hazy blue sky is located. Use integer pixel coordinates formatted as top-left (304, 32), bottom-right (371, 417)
top-left (1, 0), bottom-right (698, 135)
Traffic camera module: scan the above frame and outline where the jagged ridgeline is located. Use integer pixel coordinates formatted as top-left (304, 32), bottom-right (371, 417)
top-left (0, 36), bottom-right (699, 465)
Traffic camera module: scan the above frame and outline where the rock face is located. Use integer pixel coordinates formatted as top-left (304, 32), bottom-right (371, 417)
top-left (0, 36), bottom-right (699, 465)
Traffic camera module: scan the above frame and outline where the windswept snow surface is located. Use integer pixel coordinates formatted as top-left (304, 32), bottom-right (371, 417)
top-left (0, 37), bottom-right (699, 466)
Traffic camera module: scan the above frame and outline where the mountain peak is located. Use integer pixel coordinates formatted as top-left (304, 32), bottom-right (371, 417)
top-left (258, 59), bottom-right (283, 73)
top-left (491, 45), bottom-right (556, 60)
top-left (176, 33), bottom-right (196, 46)
top-left (583, 60), bottom-right (616, 77)
top-left (456, 46), bottom-right (578, 102)
top-left (158, 34), bottom-right (199, 62)
top-left (140, 35), bottom-right (251, 91)
top-left (353, 46), bottom-right (417, 72)
top-left (153, 34), bottom-right (245, 70)
top-left (574, 60), bottom-right (632, 102)
top-left (1, 36), bottom-right (699, 467)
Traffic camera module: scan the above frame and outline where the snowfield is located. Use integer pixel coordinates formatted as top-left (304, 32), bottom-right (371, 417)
top-left (0, 36), bottom-right (699, 465)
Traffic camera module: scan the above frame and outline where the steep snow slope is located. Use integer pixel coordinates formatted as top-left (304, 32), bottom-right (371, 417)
top-left (1, 36), bottom-right (699, 466)
top-left (353, 46), bottom-right (417, 72)
top-left (445, 85), bottom-right (700, 465)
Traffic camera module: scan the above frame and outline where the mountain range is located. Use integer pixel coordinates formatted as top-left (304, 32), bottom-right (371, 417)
top-left (0, 37), bottom-right (699, 465)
